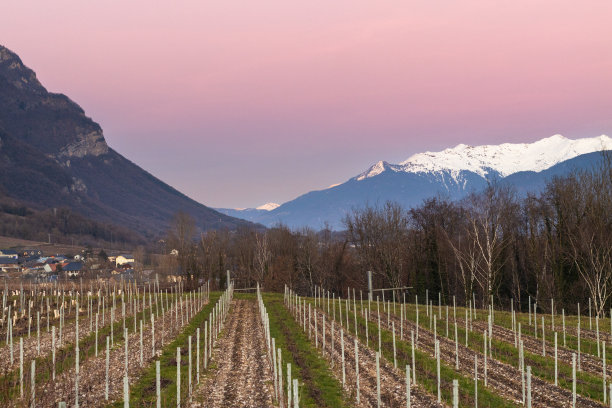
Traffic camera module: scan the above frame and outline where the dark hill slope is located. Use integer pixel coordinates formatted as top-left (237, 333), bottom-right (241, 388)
top-left (0, 45), bottom-right (252, 235)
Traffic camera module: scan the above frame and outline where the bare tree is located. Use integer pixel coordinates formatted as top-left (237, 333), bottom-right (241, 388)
top-left (254, 231), bottom-right (271, 285)
top-left (345, 202), bottom-right (408, 289)
top-left (465, 184), bottom-right (513, 306)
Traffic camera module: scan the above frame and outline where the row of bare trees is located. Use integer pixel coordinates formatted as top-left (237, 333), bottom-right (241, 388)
top-left (163, 154), bottom-right (611, 315)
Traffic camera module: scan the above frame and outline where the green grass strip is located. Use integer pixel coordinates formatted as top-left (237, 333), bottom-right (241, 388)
top-left (116, 292), bottom-right (221, 407)
top-left (263, 293), bottom-right (351, 408)
top-left (309, 298), bottom-right (516, 408)
top-left (0, 293), bottom-right (176, 403)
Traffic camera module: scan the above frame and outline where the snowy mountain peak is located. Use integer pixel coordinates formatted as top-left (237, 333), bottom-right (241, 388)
top-left (356, 134), bottom-right (612, 181)
top-left (256, 202), bottom-right (280, 211)
top-left (356, 161), bottom-right (396, 181)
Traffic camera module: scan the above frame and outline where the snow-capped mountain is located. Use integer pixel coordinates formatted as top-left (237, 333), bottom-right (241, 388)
top-left (256, 203), bottom-right (280, 211)
top-left (357, 134), bottom-right (612, 181)
top-left (235, 135), bottom-right (612, 230)
top-left (215, 202), bottom-right (280, 222)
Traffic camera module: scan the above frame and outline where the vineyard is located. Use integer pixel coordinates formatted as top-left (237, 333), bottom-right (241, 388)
top-left (1, 282), bottom-right (611, 407)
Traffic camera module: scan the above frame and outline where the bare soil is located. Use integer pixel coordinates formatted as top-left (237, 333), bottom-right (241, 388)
top-left (189, 299), bottom-right (274, 408)
top-left (381, 309), bottom-right (605, 408)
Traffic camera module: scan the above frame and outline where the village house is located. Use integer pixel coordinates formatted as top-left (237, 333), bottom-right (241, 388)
top-left (63, 262), bottom-right (83, 278)
top-left (116, 254), bottom-right (135, 267)
top-left (0, 249), bottom-right (19, 260)
top-left (0, 258), bottom-right (20, 273)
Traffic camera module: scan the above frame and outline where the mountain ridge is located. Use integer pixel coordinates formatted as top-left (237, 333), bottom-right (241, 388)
top-left (230, 136), bottom-right (612, 230)
top-left (0, 44), bottom-right (255, 235)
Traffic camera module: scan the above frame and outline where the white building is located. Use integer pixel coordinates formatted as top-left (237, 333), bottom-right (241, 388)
top-left (116, 254), bottom-right (135, 266)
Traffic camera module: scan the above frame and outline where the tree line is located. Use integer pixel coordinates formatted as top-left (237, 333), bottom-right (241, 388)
top-left (168, 154), bottom-right (611, 316)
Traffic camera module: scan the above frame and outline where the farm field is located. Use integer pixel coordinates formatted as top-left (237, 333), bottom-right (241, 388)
top-left (2, 283), bottom-right (611, 407)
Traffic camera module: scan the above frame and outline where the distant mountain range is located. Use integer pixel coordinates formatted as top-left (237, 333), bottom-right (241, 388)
top-left (225, 135), bottom-right (612, 230)
top-left (0, 45), bottom-right (254, 237)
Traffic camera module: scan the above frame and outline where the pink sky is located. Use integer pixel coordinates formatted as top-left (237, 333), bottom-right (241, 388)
top-left (3, 1), bottom-right (612, 208)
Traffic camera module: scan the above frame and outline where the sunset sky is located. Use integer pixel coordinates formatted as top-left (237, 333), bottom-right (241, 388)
top-left (3, 1), bottom-right (612, 208)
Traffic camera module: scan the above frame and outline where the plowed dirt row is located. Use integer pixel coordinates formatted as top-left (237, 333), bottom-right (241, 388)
top-left (11, 298), bottom-right (200, 407)
top-left (0, 295), bottom-right (161, 377)
top-left (381, 310), bottom-right (604, 408)
top-left (301, 305), bottom-right (445, 408)
top-left (463, 318), bottom-right (605, 377)
top-left (189, 299), bottom-right (274, 408)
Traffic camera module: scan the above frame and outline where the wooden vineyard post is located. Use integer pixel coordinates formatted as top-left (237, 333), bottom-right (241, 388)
top-left (196, 328), bottom-right (200, 384)
top-left (572, 353), bottom-right (576, 408)
top-left (446, 305), bottom-right (449, 338)
top-left (365, 309), bottom-right (369, 347)
top-left (293, 379), bottom-right (299, 408)
top-left (151, 313), bottom-right (155, 357)
top-left (315, 310), bottom-right (318, 348)
top-left (177, 347), bottom-right (181, 408)
top-left (393, 322), bottom-right (397, 368)
top-left (323, 314), bottom-right (326, 355)
top-left (287, 363), bottom-right (292, 408)
top-left (355, 339), bottom-right (360, 403)
top-left (341, 329), bottom-right (346, 387)
top-left (52, 325), bottom-right (56, 380)
top-left (156, 361), bottom-right (161, 408)
top-left (452, 379), bottom-right (458, 408)
top-left (406, 365), bottom-right (411, 408)
top-left (272, 338), bottom-right (278, 401)
top-left (465, 309), bottom-right (469, 347)
top-left (106, 336), bottom-right (110, 400)
top-left (416, 296), bottom-right (419, 343)
top-left (36, 311), bottom-right (40, 355)
top-left (188, 335), bottom-right (192, 398)
top-left (378, 306), bottom-right (382, 353)
top-left (526, 366), bottom-right (532, 408)
top-left (140, 320), bottom-right (144, 366)
top-left (204, 321), bottom-right (208, 369)
top-left (578, 310), bottom-right (581, 371)
top-left (20, 337), bottom-right (23, 398)
top-left (474, 355), bottom-right (478, 408)
top-left (278, 348), bottom-right (284, 405)
top-left (95, 313), bottom-right (99, 357)
top-left (30, 360), bottom-right (35, 408)
top-left (124, 328), bottom-right (128, 378)
top-left (331, 321), bottom-right (335, 367)
top-left (534, 303), bottom-right (537, 338)
top-left (542, 317), bottom-right (545, 356)
top-left (376, 351), bottom-right (381, 408)
top-left (483, 330), bottom-right (487, 386)
top-left (455, 319), bottom-right (459, 369)
top-left (563, 309), bottom-right (566, 347)
top-left (554, 332), bottom-right (558, 386)
top-left (411, 330), bottom-right (416, 385)
top-left (124, 374), bottom-right (129, 408)
top-left (436, 340), bottom-right (441, 403)
top-left (603, 341), bottom-right (607, 404)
